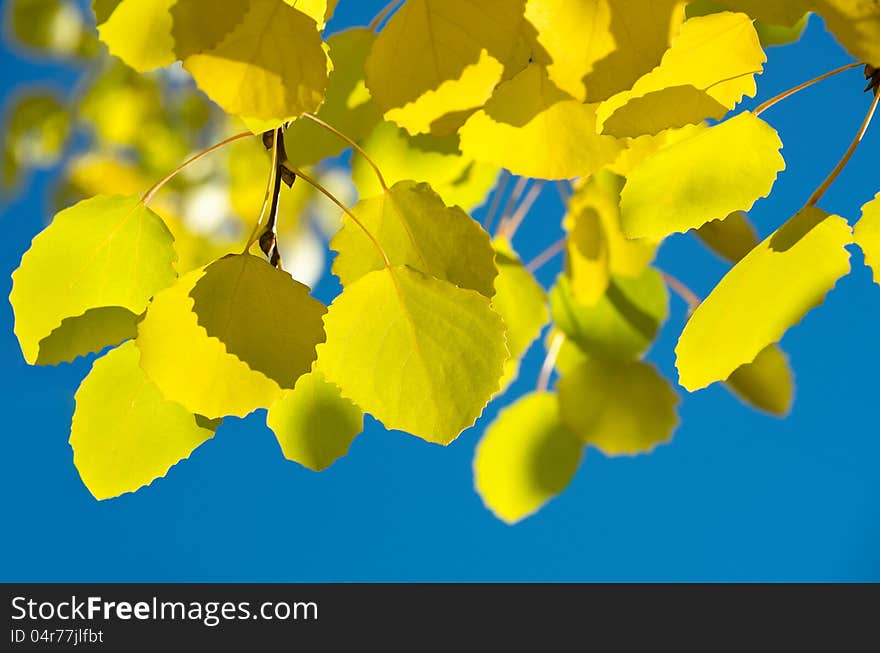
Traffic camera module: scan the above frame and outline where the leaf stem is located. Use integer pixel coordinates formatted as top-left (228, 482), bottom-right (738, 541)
top-left (500, 176), bottom-right (529, 229)
top-left (525, 238), bottom-right (566, 273)
top-left (537, 332), bottom-right (565, 393)
top-left (661, 271), bottom-right (701, 316)
top-left (753, 62), bottom-right (862, 117)
top-left (244, 128), bottom-right (280, 252)
top-left (142, 131), bottom-right (252, 205)
top-left (498, 181), bottom-right (545, 239)
top-left (292, 167), bottom-right (392, 269)
top-left (555, 180), bottom-right (572, 202)
top-left (807, 88), bottom-right (880, 207)
top-left (302, 113), bottom-right (388, 190)
top-left (369, 0), bottom-right (403, 31)
top-left (482, 170), bottom-right (510, 231)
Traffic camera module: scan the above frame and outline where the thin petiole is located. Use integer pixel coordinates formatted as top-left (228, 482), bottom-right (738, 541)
top-left (537, 332), bottom-right (565, 393)
top-left (525, 238), bottom-right (566, 273)
top-left (753, 62), bottom-right (862, 117)
top-left (499, 176), bottom-right (529, 229)
top-left (142, 131), bottom-right (252, 205)
top-left (807, 88), bottom-right (880, 206)
top-left (498, 181), bottom-right (545, 239)
top-left (292, 167), bottom-right (393, 269)
top-left (662, 271), bottom-right (701, 316)
top-left (369, 0), bottom-right (404, 31)
top-left (482, 170), bottom-right (510, 231)
top-left (302, 113), bottom-right (388, 190)
top-left (245, 128), bottom-right (280, 252)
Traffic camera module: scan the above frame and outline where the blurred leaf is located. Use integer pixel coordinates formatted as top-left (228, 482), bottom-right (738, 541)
top-left (6, 0), bottom-right (96, 58)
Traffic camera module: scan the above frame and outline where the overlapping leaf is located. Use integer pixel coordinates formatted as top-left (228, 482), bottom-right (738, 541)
top-left (316, 266), bottom-right (507, 445)
top-left (70, 341), bottom-right (218, 500)
top-left (10, 195), bottom-right (177, 364)
top-left (620, 112), bottom-right (785, 239)
top-left (266, 370), bottom-right (363, 472)
top-left (695, 211), bottom-right (760, 263)
top-left (331, 180), bottom-right (498, 298)
top-left (473, 393), bottom-right (583, 524)
top-left (725, 345), bottom-right (794, 416)
top-left (854, 192), bottom-right (880, 284)
top-left (677, 207), bottom-right (852, 391)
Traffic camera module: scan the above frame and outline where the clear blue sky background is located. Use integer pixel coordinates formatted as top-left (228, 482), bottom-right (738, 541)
top-left (1, 2), bottom-right (878, 581)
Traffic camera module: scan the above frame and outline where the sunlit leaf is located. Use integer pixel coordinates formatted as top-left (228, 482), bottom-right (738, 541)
top-left (810, 1), bottom-right (880, 66)
top-left (854, 192), bottom-right (880, 285)
top-left (70, 341), bottom-right (218, 500)
top-left (183, 0), bottom-right (331, 126)
top-left (686, 0), bottom-right (809, 47)
top-left (599, 85), bottom-right (729, 138)
top-left (695, 211), bottom-right (760, 263)
top-left (10, 195), bottom-right (177, 365)
top-left (620, 112), bottom-right (784, 239)
top-left (725, 345), bottom-right (794, 416)
top-left (558, 358), bottom-right (679, 456)
top-left (331, 180), bottom-right (497, 297)
top-left (676, 207), bottom-right (852, 391)
top-left (316, 266), bottom-right (507, 445)
top-left (96, 0), bottom-right (175, 72)
top-left (266, 370), bottom-right (363, 472)
top-left (459, 64), bottom-right (623, 180)
top-left (473, 392), bottom-right (583, 524)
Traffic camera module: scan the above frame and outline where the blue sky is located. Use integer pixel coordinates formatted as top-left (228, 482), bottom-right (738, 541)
top-left (1, 2), bottom-right (878, 581)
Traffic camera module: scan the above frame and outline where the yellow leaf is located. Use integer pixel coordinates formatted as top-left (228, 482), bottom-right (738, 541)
top-left (266, 370), bottom-right (363, 472)
top-left (284, 28), bottom-right (382, 169)
top-left (189, 254), bottom-right (327, 388)
top-left (725, 345), bottom-right (794, 416)
top-left (284, 0), bottom-right (335, 28)
top-left (854, 192), bottom-right (880, 284)
top-left (558, 358), bottom-right (679, 456)
top-left (565, 205), bottom-right (609, 306)
top-left (10, 195), bottom-right (177, 365)
top-left (136, 266), bottom-right (287, 419)
top-left (96, 0), bottom-right (175, 72)
top-left (473, 393), bottom-right (583, 524)
top-left (810, 1), bottom-right (880, 66)
top-left (459, 65), bottom-right (623, 180)
top-left (70, 341), bottom-right (218, 500)
top-left (170, 0), bottom-right (251, 59)
top-left (696, 210), bottom-right (760, 263)
top-left (316, 266), bottom-right (508, 445)
top-left (524, 0), bottom-right (688, 102)
top-left (183, 0), bottom-right (331, 125)
top-left (620, 112), bottom-right (784, 239)
top-left (607, 122), bottom-right (707, 178)
top-left (351, 122), bottom-right (499, 211)
top-left (597, 12), bottom-right (766, 134)
top-left (709, 0), bottom-right (809, 25)
top-left (331, 180), bottom-right (497, 298)
top-left (598, 85), bottom-right (729, 138)
top-left (676, 207), bottom-right (852, 391)
top-left (365, 0), bottom-right (526, 135)
top-left (492, 239), bottom-right (549, 390)
top-left (550, 268), bottom-right (668, 361)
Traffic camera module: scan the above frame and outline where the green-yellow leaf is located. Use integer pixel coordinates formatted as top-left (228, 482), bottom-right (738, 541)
top-left (10, 195), bottom-right (177, 365)
top-left (70, 341), bottom-right (218, 500)
top-left (96, 0), bottom-right (175, 71)
top-left (686, 0), bottom-right (809, 47)
top-left (331, 180), bottom-right (497, 298)
top-left (170, 0), bottom-right (251, 59)
top-left (364, 0), bottom-right (525, 135)
top-left (725, 345), bottom-right (794, 416)
top-left (695, 210), bottom-right (760, 263)
top-left (493, 239), bottom-right (549, 390)
top-left (620, 112), bottom-right (784, 239)
top-left (285, 0), bottom-right (336, 28)
top-left (266, 370), bottom-right (363, 472)
top-left (284, 28), bottom-right (382, 169)
top-left (810, 1), bottom-right (880, 66)
top-left (136, 266), bottom-right (288, 419)
top-left (598, 85), bottom-right (729, 138)
top-left (550, 269), bottom-right (668, 361)
top-left (183, 0), bottom-right (331, 126)
top-left (459, 65), bottom-right (623, 180)
top-left (676, 207), bottom-right (852, 391)
top-left (351, 122), bottom-right (499, 211)
top-left (558, 358), bottom-right (679, 455)
top-left (316, 266), bottom-right (508, 445)
top-left (524, 0), bottom-right (688, 103)
top-left (854, 192), bottom-right (880, 284)
top-left (473, 392), bottom-right (583, 524)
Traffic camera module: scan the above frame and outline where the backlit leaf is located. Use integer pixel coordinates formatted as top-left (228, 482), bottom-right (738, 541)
top-left (136, 266), bottom-right (288, 419)
top-left (676, 207), bottom-right (852, 391)
top-left (695, 210), bottom-right (760, 263)
top-left (316, 266), bottom-right (507, 445)
top-left (473, 392), bottom-right (583, 524)
top-left (550, 269), bottom-right (668, 361)
top-left (96, 0), bottom-right (175, 72)
top-left (725, 345), bottom-right (794, 416)
top-left (10, 195), bottom-right (177, 365)
top-left (810, 1), bottom-right (880, 66)
top-left (266, 370), bottom-right (363, 472)
top-left (183, 0), bottom-right (331, 126)
top-left (598, 85), bottom-right (729, 138)
top-left (854, 192), bottom-right (880, 284)
top-left (331, 180), bottom-right (498, 298)
top-left (620, 112), bottom-right (784, 239)
top-left (70, 341), bottom-right (218, 500)
top-left (459, 65), bottom-right (623, 180)
top-left (558, 358), bottom-right (679, 456)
